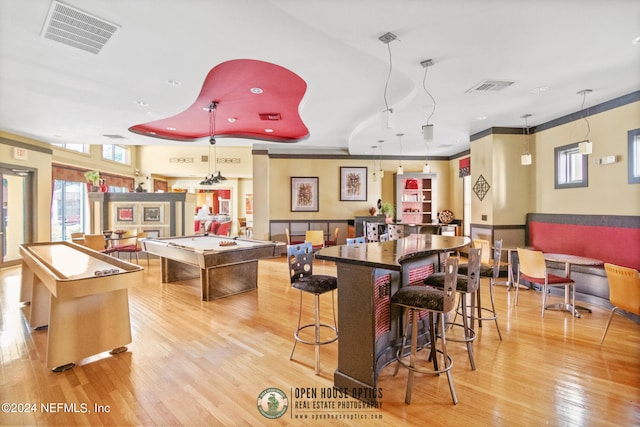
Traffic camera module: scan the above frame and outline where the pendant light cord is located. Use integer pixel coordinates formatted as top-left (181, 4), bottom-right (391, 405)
top-left (580, 91), bottom-right (591, 140)
top-left (422, 64), bottom-right (436, 125)
top-left (383, 42), bottom-right (392, 113)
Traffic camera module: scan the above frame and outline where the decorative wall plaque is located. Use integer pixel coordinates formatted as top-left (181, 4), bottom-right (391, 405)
top-left (473, 174), bottom-right (490, 201)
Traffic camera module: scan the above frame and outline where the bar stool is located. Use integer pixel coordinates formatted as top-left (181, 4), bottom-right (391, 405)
top-left (422, 247), bottom-right (481, 370)
top-left (287, 242), bottom-right (338, 374)
top-left (391, 257), bottom-right (459, 405)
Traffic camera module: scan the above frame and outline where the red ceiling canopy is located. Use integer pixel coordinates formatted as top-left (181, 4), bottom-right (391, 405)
top-left (129, 59), bottom-right (309, 142)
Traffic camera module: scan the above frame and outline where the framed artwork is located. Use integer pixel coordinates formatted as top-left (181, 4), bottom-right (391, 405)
top-left (340, 167), bottom-right (367, 201)
top-left (143, 206), bottom-right (162, 222)
top-left (291, 177), bottom-right (319, 212)
top-left (245, 194), bottom-right (253, 214)
top-left (116, 207), bottom-right (134, 222)
top-left (144, 229), bottom-right (160, 239)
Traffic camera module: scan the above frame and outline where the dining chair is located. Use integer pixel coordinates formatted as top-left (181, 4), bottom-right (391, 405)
top-left (70, 232), bottom-right (84, 244)
top-left (305, 230), bottom-right (325, 252)
top-left (516, 248), bottom-right (576, 317)
top-left (325, 227), bottom-right (340, 246)
top-left (285, 228), bottom-right (303, 245)
top-left (109, 232), bottom-right (149, 265)
top-left (600, 263), bottom-right (640, 344)
top-left (365, 222), bottom-right (381, 242)
top-left (387, 224), bottom-right (404, 241)
top-left (82, 234), bottom-right (107, 252)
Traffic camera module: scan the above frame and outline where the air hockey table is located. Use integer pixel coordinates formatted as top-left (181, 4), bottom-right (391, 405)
top-left (141, 235), bottom-right (285, 300)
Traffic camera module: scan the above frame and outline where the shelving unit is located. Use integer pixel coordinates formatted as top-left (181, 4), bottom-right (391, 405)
top-left (394, 173), bottom-right (437, 224)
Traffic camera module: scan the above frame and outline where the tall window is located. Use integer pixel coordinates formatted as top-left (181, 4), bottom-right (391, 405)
top-left (555, 143), bottom-right (588, 189)
top-left (51, 180), bottom-right (85, 241)
top-left (102, 144), bottom-right (129, 164)
top-left (52, 143), bottom-right (88, 153)
top-left (629, 128), bottom-right (640, 184)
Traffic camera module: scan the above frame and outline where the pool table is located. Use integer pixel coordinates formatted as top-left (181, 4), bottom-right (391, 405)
top-left (142, 235), bottom-right (285, 300)
top-left (19, 241), bottom-right (143, 371)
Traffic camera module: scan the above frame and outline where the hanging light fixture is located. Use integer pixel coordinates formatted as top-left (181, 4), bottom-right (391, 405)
top-left (396, 133), bottom-right (404, 175)
top-left (521, 113), bottom-right (532, 165)
top-left (577, 89), bottom-right (593, 155)
top-left (200, 101), bottom-right (227, 185)
top-left (420, 59), bottom-right (435, 142)
top-left (379, 32), bottom-right (397, 129)
top-left (422, 139), bottom-right (431, 173)
top-left (378, 140), bottom-right (385, 178)
top-left (371, 145), bottom-right (378, 182)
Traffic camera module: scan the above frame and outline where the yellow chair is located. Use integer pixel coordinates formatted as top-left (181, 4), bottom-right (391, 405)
top-left (83, 234), bottom-right (106, 252)
top-left (325, 227), bottom-right (339, 246)
top-left (70, 232), bottom-right (84, 244)
top-left (305, 230), bottom-right (325, 252)
top-left (285, 228), bottom-right (303, 245)
top-left (516, 248), bottom-right (575, 317)
top-left (600, 263), bottom-right (640, 344)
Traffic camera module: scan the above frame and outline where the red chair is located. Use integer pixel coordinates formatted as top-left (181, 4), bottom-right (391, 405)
top-left (215, 221), bottom-right (232, 236)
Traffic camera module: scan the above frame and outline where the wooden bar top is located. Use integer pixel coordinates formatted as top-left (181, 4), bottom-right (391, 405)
top-left (315, 234), bottom-right (470, 270)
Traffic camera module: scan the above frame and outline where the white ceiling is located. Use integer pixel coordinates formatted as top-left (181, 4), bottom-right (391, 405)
top-left (1, 0), bottom-right (639, 158)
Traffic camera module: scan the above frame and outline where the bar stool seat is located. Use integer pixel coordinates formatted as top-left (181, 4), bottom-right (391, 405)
top-left (287, 242), bottom-right (338, 375)
top-left (422, 247), bottom-right (481, 370)
top-left (391, 257), bottom-right (459, 405)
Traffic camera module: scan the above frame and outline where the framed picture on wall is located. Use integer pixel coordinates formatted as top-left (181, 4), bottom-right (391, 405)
top-left (291, 177), bottom-right (319, 212)
top-left (340, 167), bottom-right (367, 201)
top-left (143, 206), bottom-right (162, 222)
top-left (116, 207), bottom-right (134, 222)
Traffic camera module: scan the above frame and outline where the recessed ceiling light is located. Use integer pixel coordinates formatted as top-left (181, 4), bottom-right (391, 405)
top-left (167, 79), bottom-right (181, 86)
top-left (265, 128), bottom-right (273, 133)
top-left (250, 87), bottom-right (263, 94)
top-left (166, 127), bottom-right (176, 131)
top-left (134, 100), bottom-right (149, 107)
top-left (531, 86), bottom-right (549, 94)
top-left (227, 117), bottom-right (237, 123)
top-left (476, 116), bottom-right (488, 121)
top-left (632, 36), bottom-right (640, 44)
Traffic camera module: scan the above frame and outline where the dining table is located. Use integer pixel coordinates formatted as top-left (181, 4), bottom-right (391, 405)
top-left (543, 252), bottom-right (604, 317)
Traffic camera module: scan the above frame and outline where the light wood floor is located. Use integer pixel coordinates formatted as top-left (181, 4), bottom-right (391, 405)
top-left (1, 256), bottom-right (639, 426)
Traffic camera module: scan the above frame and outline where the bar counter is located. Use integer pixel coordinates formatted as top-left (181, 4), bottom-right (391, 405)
top-left (315, 234), bottom-right (470, 402)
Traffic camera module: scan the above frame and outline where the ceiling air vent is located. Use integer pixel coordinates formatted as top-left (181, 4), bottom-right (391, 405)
top-left (466, 80), bottom-right (515, 93)
top-left (41, 1), bottom-right (120, 54)
top-left (103, 134), bottom-right (125, 139)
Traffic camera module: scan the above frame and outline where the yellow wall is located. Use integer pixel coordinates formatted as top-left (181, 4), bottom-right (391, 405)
top-left (533, 101), bottom-right (640, 215)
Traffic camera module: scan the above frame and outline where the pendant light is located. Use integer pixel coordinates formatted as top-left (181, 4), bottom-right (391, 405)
top-left (396, 133), bottom-right (404, 175)
top-left (420, 59), bottom-right (435, 141)
top-left (379, 32), bottom-right (397, 129)
top-left (371, 145), bottom-right (378, 182)
top-left (378, 140), bottom-right (385, 178)
top-left (577, 89), bottom-right (593, 154)
top-left (200, 101), bottom-right (227, 185)
top-left (520, 114), bottom-right (532, 165)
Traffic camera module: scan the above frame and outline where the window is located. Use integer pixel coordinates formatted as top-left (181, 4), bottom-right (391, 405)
top-left (52, 143), bottom-right (88, 153)
top-left (629, 128), bottom-right (640, 184)
top-left (102, 144), bottom-right (129, 164)
top-left (555, 143), bottom-right (588, 189)
top-left (51, 180), bottom-right (86, 241)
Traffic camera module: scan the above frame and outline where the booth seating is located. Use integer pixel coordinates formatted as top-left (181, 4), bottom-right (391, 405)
top-left (523, 213), bottom-right (640, 310)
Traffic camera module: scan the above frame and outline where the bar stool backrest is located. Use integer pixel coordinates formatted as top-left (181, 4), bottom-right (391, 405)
top-left (287, 242), bottom-right (314, 284)
top-left (466, 247), bottom-right (481, 294)
top-left (491, 239), bottom-right (504, 279)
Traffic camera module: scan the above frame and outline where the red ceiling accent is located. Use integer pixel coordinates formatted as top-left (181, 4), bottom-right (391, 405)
top-left (128, 59), bottom-right (309, 142)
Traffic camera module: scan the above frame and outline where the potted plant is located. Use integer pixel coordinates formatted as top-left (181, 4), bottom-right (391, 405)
top-left (84, 170), bottom-right (100, 192)
top-left (380, 201), bottom-right (395, 223)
